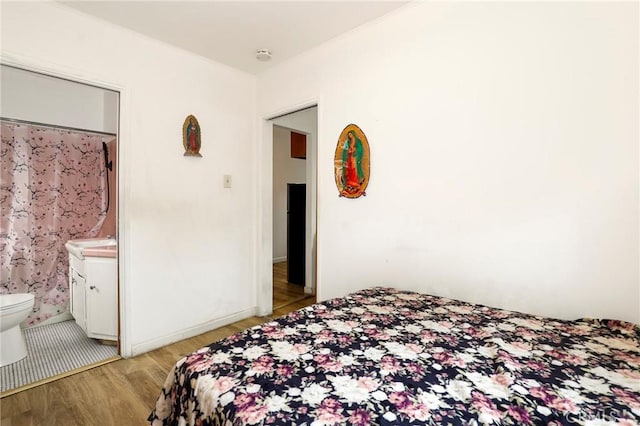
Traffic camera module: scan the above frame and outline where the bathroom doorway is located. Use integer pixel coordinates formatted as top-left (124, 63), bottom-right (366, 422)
top-left (0, 64), bottom-right (120, 395)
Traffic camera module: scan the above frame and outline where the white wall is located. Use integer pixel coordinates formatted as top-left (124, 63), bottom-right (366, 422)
top-left (258, 2), bottom-right (640, 323)
top-left (0, 64), bottom-right (118, 133)
top-left (272, 125), bottom-right (306, 262)
top-left (103, 91), bottom-right (119, 134)
top-left (1, 1), bottom-right (257, 355)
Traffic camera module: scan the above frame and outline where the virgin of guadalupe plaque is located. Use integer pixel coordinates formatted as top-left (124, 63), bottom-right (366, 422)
top-left (334, 123), bottom-right (370, 198)
top-left (183, 115), bottom-right (202, 157)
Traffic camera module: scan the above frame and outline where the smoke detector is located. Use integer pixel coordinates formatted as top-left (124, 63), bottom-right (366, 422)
top-left (256, 49), bottom-right (272, 62)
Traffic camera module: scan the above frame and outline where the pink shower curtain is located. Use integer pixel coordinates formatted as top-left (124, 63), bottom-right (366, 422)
top-left (0, 122), bottom-right (107, 326)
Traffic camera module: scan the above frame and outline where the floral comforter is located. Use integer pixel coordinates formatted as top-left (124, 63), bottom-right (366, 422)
top-left (149, 287), bottom-right (640, 425)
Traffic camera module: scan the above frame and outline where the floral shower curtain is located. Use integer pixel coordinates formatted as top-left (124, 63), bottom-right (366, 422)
top-left (0, 122), bottom-right (107, 326)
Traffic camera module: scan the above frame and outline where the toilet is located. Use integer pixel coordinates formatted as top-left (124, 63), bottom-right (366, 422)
top-left (0, 293), bottom-right (35, 366)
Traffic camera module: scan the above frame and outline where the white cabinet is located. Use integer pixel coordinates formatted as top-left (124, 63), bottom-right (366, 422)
top-left (69, 254), bottom-right (117, 341)
top-left (70, 268), bottom-right (86, 331)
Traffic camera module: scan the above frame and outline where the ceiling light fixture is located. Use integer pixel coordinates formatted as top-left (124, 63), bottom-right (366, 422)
top-left (256, 49), bottom-right (272, 62)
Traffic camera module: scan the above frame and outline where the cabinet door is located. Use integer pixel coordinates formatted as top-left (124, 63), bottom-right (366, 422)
top-left (71, 269), bottom-right (86, 331)
top-left (69, 266), bottom-right (75, 318)
top-left (85, 258), bottom-right (117, 340)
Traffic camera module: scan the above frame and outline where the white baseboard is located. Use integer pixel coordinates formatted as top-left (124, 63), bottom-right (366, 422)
top-left (131, 307), bottom-right (257, 357)
top-left (273, 256), bottom-right (287, 264)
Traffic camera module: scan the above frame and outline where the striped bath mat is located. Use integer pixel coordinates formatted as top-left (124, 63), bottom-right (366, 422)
top-left (1, 320), bottom-right (118, 394)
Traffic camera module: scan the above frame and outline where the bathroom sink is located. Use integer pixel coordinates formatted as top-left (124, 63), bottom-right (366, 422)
top-left (65, 238), bottom-right (117, 260)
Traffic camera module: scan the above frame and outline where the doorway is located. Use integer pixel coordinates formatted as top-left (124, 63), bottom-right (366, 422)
top-left (268, 106), bottom-right (318, 312)
top-left (0, 64), bottom-right (121, 395)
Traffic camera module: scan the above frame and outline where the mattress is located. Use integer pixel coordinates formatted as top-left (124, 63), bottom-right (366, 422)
top-left (149, 287), bottom-right (640, 425)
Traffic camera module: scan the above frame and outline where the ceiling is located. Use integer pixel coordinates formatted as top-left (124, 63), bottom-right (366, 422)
top-left (60, 1), bottom-right (408, 75)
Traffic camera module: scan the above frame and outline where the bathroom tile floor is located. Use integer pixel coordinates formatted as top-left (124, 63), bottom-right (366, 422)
top-left (0, 320), bottom-right (118, 395)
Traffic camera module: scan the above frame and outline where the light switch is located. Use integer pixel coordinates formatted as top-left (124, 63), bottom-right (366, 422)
top-left (223, 174), bottom-right (232, 188)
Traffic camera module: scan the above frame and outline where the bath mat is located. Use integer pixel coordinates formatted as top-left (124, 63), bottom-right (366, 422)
top-left (0, 320), bottom-right (118, 394)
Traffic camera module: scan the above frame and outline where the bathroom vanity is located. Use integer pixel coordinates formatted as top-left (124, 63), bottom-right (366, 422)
top-left (65, 238), bottom-right (117, 342)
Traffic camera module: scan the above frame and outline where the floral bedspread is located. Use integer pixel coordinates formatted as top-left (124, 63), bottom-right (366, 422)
top-left (149, 287), bottom-right (640, 425)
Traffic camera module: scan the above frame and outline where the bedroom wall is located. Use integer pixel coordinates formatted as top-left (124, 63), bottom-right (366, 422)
top-left (1, 2), bottom-right (257, 355)
top-left (258, 2), bottom-right (640, 323)
top-left (272, 125), bottom-right (306, 262)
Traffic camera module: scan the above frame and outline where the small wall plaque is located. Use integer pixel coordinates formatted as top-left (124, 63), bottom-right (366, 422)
top-left (183, 115), bottom-right (202, 157)
top-left (334, 123), bottom-right (370, 198)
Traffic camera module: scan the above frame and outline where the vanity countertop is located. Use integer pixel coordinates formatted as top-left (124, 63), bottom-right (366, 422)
top-left (83, 245), bottom-right (117, 258)
top-left (65, 238), bottom-right (117, 259)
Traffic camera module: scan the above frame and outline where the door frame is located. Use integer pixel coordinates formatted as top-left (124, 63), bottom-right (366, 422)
top-left (257, 99), bottom-right (319, 316)
top-left (0, 53), bottom-right (131, 357)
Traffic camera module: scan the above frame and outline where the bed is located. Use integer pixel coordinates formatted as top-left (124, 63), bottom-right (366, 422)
top-left (148, 287), bottom-right (640, 425)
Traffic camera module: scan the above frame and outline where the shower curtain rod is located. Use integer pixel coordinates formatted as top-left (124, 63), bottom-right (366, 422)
top-left (0, 117), bottom-right (117, 137)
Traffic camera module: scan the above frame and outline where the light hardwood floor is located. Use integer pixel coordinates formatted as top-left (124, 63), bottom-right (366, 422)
top-left (0, 262), bottom-right (314, 426)
top-left (273, 261), bottom-right (309, 309)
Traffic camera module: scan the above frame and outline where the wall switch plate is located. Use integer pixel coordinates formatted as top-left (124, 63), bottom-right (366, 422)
top-left (223, 174), bottom-right (232, 188)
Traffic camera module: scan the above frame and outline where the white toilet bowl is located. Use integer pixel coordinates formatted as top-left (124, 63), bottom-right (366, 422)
top-left (0, 293), bottom-right (35, 366)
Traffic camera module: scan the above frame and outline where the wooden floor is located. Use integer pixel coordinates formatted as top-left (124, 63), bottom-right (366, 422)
top-left (0, 263), bottom-right (314, 426)
top-left (273, 261), bottom-right (308, 309)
